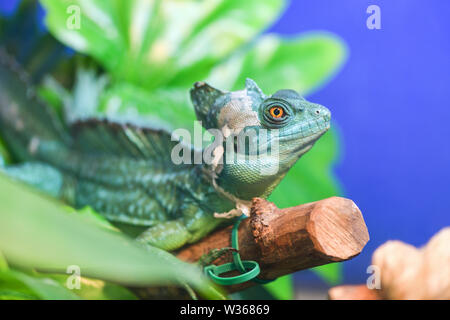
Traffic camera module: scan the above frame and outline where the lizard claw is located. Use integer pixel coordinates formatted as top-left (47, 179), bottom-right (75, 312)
top-left (198, 247), bottom-right (238, 267)
top-left (213, 202), bottom-right (250, 219)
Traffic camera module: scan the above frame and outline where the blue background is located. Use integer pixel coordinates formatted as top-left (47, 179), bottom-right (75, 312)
top-left (1, 0), bottom-right (449, 286)
top-left (269, 0), bottom-right (450, 284)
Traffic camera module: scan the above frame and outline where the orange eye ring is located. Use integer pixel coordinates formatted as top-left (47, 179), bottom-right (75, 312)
top-left (269, 106), bottom-right (284, 119)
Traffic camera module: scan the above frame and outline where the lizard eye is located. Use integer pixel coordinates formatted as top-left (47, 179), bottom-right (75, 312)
top-left (261, 101), bottom-right (292, 127)
top-left (269, 106), bottom-right (285, 119)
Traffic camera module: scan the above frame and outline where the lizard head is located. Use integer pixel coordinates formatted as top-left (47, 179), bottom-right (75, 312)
top-left (190, 79), bottom-right (331, 199)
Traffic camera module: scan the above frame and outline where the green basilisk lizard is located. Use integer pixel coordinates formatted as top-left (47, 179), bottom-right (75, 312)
top-left (0, 49), bottom-right (331, 252)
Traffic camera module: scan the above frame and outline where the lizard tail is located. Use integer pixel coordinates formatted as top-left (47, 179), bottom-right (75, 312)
top-left (0, 48), bottom-right (70, 162)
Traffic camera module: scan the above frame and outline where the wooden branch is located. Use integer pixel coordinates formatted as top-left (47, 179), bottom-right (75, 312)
top-left (176, 196), bottom-right (369, 293)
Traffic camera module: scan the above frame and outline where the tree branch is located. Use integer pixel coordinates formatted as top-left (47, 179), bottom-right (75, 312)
top-left (133, 196), bottom-right (369, 299)
top-left (176, 196), bottom-right (370, 293)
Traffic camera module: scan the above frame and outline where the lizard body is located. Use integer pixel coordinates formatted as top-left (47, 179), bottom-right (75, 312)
top-left (0, 49), bottom-right (331, 251)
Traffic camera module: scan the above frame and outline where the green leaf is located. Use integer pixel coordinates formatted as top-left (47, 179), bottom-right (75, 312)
top-left (64, 206), bottom-right (120, 232)
top-left (0, 250), bottom-right (8, 271)
top-left (64, 68), bottom-right (109, 123)
top-left (0, 174), bottom-right (224, 299)
top-left (1, 263), bottom-right (136, 300)
top-left (40, 0), bottom-right (285, 89)
top-left (263, 275), bottom-right (294, 300)
top-left (98, 83), bottom-right (196, 130)
top-left (99, 84), bottom-right (214, 150)
top-left (312, 263), bottom-right (342, 286)
top-left (37, 84), bottom-right (65, 115)
top-left (209, 32), bottom-right (347, 95)
top-left (47, 274), bottom-right (137, 300)
top-left (40, 0), bottom-right (124, 76)
top-left (0, 269), bottom-right (80, 300)
top-left (165, 0), bottom-right (286, 87)
top-left (0, 270), bottom-right (40, 300)
top-left (0, 137), bottom-right (11, 166)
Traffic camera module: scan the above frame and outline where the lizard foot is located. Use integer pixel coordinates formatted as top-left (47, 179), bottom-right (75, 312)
top-left (198, 247), bottom-right (238, 267)
top-left (213, 202), bottom-right (251, 219)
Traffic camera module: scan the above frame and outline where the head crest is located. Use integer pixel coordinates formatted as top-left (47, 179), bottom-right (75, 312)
top-left (190, 79), bottom-right (266, 129)
top-left (245, 78), bottom-right (265, 99)
top-left (190, 81), bottom-right (224, 128)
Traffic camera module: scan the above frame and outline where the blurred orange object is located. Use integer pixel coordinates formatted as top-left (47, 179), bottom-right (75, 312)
top-left (329, 227), bottom-right (450, 300)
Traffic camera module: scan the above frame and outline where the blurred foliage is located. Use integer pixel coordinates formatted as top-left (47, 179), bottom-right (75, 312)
top-left (0, 137), bottom-right (11, 166)
top-left (41, 0), bottom-right (285, 89)
top-left (0, 0), bottom-right (348, 299)
top-left (0, 174), bottom-right (224, 300)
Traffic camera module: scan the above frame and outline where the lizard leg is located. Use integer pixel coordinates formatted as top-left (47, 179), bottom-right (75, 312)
top-left (1, 162), bottom-right (64, 197)
top-left (136, 219), bottom-right (191, 251)
top-left (136, 203), bottom-right (224, 251)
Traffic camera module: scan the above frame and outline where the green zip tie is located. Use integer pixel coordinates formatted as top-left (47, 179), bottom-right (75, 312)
top-left (204, 215), bottom-right (275, 286)
top-left (203, 261), bottom-right (260, 286)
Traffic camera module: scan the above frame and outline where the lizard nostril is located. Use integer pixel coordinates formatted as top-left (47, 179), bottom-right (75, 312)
top-left (315, 110), bottom-right (320, 115)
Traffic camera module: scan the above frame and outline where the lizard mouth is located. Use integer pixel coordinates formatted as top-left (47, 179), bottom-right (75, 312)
top-left (290, 129), bottom-right (328, 154)
top-left (281, 118), bottom-right (330, 140)
top-left (277, 118), bottom-right (330, 144)
top-left (269, 118), bottom-right (330, 155)
top-left (230, 118), bottom-right (330, 156)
